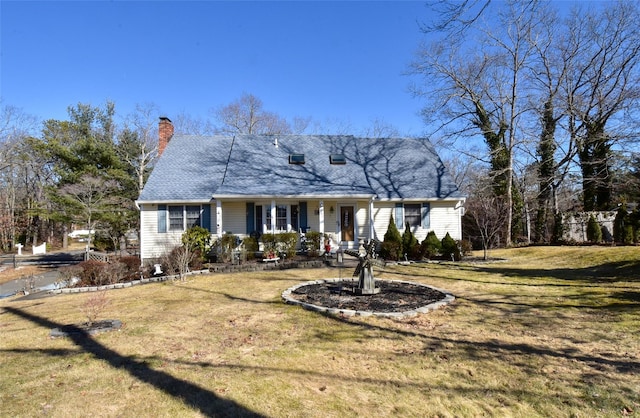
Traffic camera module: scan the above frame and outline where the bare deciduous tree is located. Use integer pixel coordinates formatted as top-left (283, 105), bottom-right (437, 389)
top-left (412, 0), bottom-right (541, 246)
top-left (562, 2), bottom-right (640, 211)
top-left (464, 175), bottom-right (510, 259)
top-left (120, 103), bottom-right (162, 193)
top-left (213, 93), bottom-right (292, 135)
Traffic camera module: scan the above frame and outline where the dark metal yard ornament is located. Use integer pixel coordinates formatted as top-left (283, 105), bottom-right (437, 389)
top-left (344, 239), bottom-right (384, 295)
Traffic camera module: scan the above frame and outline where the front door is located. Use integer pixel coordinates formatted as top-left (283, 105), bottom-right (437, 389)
top-left (340, 206), bottom-right (355, 242)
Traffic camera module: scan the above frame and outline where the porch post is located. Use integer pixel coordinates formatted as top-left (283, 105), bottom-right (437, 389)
top-left (216, 200), bottom-right (223, 238)
top-left (270, 199), bottom-right (276, 233)
top-left (319, 200), bottom-right (325, 252)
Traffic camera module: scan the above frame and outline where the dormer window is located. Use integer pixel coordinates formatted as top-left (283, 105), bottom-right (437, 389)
top-left (289, 154), bottom-right (305, 164)
top-left (330, 154), bottom-right (346, 165)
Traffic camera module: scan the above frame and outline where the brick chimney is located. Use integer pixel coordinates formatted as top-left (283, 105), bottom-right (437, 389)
top-left (158, 117), bottom-right (174, 157)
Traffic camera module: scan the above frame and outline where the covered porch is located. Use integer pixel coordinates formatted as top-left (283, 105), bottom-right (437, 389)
top-left (212, 195), bottom-right (376, 252)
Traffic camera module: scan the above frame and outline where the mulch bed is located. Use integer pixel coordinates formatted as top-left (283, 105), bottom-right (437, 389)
top-left (289, 280), bottom-right (446, 313)
top-left (50, 319), bottom-right (122, 338)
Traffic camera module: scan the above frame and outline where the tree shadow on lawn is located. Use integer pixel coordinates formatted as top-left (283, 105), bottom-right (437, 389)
top-left (467, 259), bottom-right (640, 284)
top-left (2, 306), bottom-right (266, 418)
top-left (170, 284), bottom-right (282, 306)
top-left (386, 260), bottom-right (640, 288)
top-left (1, 345), bottom-right (591, 412)
top-left (384, 268), bottom-right (640, 313)
top-left (313, 310), bottom-right (640, 376)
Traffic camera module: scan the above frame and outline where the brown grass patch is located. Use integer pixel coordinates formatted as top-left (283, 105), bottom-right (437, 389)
top-left (1, 246), bottom-right (639, 417)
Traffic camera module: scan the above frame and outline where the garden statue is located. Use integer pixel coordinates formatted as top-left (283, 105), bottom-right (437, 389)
top-left (344, 239), bottom-right (383, 295)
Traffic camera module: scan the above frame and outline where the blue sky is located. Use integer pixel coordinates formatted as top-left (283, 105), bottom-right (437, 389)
top-left (1, 1), bottom-right (433, 135)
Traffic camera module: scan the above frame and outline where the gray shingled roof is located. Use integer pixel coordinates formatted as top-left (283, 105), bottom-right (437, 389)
top-left (137, 134), bottom-right (463, 202)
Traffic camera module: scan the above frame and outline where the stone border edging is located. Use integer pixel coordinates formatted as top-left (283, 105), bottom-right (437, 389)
top-left (44, 259), bottom-right (329, 296)
top-left (49, 269), bottom-right (211, 295)
top-left (281, 278), bottom-right (455, 319)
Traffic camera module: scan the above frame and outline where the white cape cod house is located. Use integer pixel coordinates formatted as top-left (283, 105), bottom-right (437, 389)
top-left (136, 118), bottom-right (465, 262)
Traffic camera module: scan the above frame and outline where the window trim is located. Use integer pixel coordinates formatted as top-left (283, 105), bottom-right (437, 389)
top-left (329, 154), bottom-right (346, 165)
top-left (404, 203), bottom-right (422, 228)
top-left (261, 203), bottom-right (300, 233)
top-left (288, 154), bottom-right (305, 164)
top-left (164, 205), bottom-right (204, 232)
top-left (396, 202), bottom-right (431, 230)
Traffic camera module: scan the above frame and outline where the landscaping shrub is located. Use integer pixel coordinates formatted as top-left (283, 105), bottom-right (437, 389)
top-left (401, 222), bottom-right (420, 260)
top-left (420, 231), bottom-right (441, 259)
top-left (80, 290), bottom-right (110, 327)
top-left (613, 204), bottom-right (627, 243)
top-left (99, 262), bottom-right (128, 284)
top-left (380, 240), bottom-right (402, 261)
top-left (212, 233), bottom-right (240, 263)
top-left (441, 232), bottom-right (461, 261)
top-left (76, 260), bottom-right (108, 286)
top-left (243, 236), bottom-right (258, 260)
top-left (58, 264), bottom-right (83, 285)
top-left (182, 226), bottom-right (212, 260)
top-left (118, 256), bottom-right (142, 281)
top-left (459, 239), bottom-right (473, 257)
top-left (278, 232), bottom-right (298, 259)
top-left (379, 215), bottom-right (402, 260)
top-left (160, 245), bottom-right (196, 280)
top-left (552, 212), bottom-right (565, 244)
top-left (305, 231), bottom-right (322, 257)
top-left (587, 215), bottom-right (602, 243)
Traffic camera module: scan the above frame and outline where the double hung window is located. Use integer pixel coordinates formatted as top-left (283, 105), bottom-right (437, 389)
top-left (260, 204), bottom-right (299, 233)
top-left (395, 202), bottom-right (430, 230)
top-left (164, 205), bottom-right (202, 232)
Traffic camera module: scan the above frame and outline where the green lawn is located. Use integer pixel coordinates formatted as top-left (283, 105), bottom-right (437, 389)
top-left (1, 246), bottom-right (639, 417)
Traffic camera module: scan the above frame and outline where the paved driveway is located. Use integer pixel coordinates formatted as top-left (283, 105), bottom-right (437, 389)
top-left (0, 252), bottom-right (84, 300)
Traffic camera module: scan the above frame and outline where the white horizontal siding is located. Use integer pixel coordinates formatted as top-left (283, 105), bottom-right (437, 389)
top-left (140, 204), bottom-right (182, 260)
top-left (429, 202), bottom-right (462, 240)
top-left (140, 203), bottom-right (216, 262)
top-left (372, 204), bottom-right (394, 241)
top-left (140, 199), bottom-right (462, 261)
top-left (371, 201), bottom-right (462, 243)
top-left (356, 201), bottom-right (370, 240)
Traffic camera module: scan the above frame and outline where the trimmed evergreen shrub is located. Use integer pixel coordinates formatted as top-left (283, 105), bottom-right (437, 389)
top-left (552, 212), bottom-right (565, 244)
top-left (441, 232), bottom-right (461, 261)
top-left (401, 222), bottom-right (420, 260)
top-left (243, 236), bottom-right (258, 260)
top-left (379, 215), bottom-right (402, 260)
top-left (586, 215), bottom-right (602, 243)
top-left (420, 231), bottom-right (441, 259)
top-left (182, 226), bottom-right (212, 260)
top-left (613, 204), bottom-right (627, 243)
top-left (305, 231), bottom-right (322, 257)
top-left (278, 232), bottom-right (298, 258)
